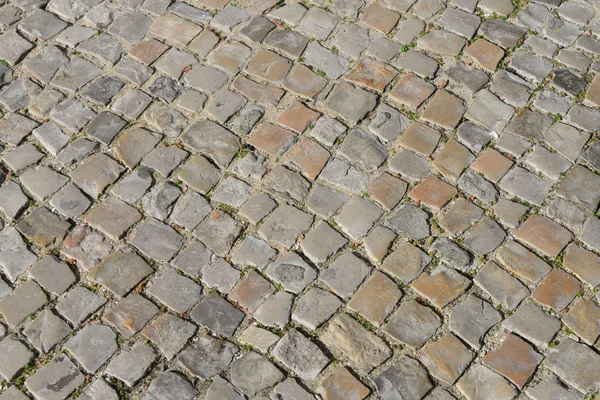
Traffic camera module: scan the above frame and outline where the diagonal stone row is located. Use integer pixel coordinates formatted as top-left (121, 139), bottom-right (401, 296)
top-left (0, 0), bottom-right (599, 398)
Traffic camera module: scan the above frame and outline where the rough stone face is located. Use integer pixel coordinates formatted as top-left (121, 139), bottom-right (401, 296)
top-left (0, 0), bottom-right (596, 395)
top-left (320, 314), bottom-right (391, 374)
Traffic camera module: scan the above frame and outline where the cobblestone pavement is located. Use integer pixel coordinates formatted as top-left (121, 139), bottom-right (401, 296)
top-left (1, 0), bottom-right (600, 398)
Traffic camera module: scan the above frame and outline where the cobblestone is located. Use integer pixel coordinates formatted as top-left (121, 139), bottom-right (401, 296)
top-left (0, 0), bottom-right (597, 398)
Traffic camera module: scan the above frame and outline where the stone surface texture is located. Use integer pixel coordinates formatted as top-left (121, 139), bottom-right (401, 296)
top-left (0, 0), bottom-right (598, 398)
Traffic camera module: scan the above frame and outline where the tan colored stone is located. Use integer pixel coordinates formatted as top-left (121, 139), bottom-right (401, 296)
top-left (345, 58), bottom-right (398, 92)
top-left (398, 122), bottom-right (441, 156)
top-left (382, 241), bottom-right (430, 283)
top-left (420, 333), bottom-right (474, 384)
top-left (285, 137), bottom-right (329, 179)
top-left (275, 101), bottom-right (320, 133)
top-left (464, 39), bottom-right (505, 73)
top-left (248, 123), bottom-right (297, 156)
top-left (348, 271), bottom-right (402, 326)
top-left (360, 5), bottom-right (400, 33)
top-left (431, 139), bottom-right (475, 182)
top-left (232, 76), bottom-right (284, 107)
top-left (320, 367), bottom-right (370, 400)
top-left (284, 64), bottom-right (328, 99)
top-left (411, 266), bottom-right (470, 309)
top-left (438, 198), bottom-right (483, 235)
top-left (563, 297), bottom-right (600, 345)
top-left (208, 40), bottom-right (252, 75)
top-left (129, 38), bottom-right (169, 65)
top-left (149, 14), bottom-right (202, 46)
top-left (585, 75), bottom-right (600, 107)
top-left (531, 269), bottom-right (580, 311)
top-left (514, 214), bottom-right (573, 258)
top-left (229, 270), bottom-right (274, 312)
top-left (388, 73), bottom-right (435, 109)
top-left (320, 313), bottom-right (391, 374)
top-left (470, 148), bottom-right (513, 183)
top-left (495, 240), bottom-right (552, 284)
top-left (483, 334), bottom-right (542, 388)
top-left (563, 243), bottom-right (600, 287)
top-left (245, 49), bottom-right (292, 84)
top-left (366, 172), bottom-right (407, 210)
top-left (421, 90), bottom-right (465, 129)
top-left (177, 155), bottom-right (221, 194)
top-left (409, 175), bottom-right (457, 210)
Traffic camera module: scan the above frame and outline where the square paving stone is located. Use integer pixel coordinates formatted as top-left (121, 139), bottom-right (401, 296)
top-left (64, 324), bottom-right (118, 373)
top-left (531, 268), bottom-right (580, 311)
top-left (149, 13), bottom-right (201, 45)
top-left (292, 287), bottom-right (342, 331)
top-left (259, 205), bottom-right (313, 249)
top-left (420, 333), bottom-right (474, 384)
top-left (483, 334), bottom-right (542, 389)
top-left (201, 259), bottom-right (240, 293)
top-left (320, 251), bottom-right (371, 299)
top-left (383, 299), bottom-right (441, 349)
top-left (50, 57), bottom-right (103, 94)
top-left (32, 123), bottom-right (69, 156)
top-left (502, 302), bottom-right (561, 347)
top-left (141, 372), bottom-right (197, 400)
top-left (181, 119), bottom-right (239, 169)
top-left (142, 314), bottom-right (196, 360)
top-left (345, 58), bottom-right (398, 92)
top-left (248, 123), bottom-right (297, 157)
top-left (372, 355), bottom-right (434, 400)
top-left (20, 165), bottom-right (68, 201)
top-left (389, 73), bottom-right (435, 110)
top-left (89, 247), bottom-right (153, 297)
top-left (321, 313), bottom-right (391, 374)
top-left (194, 210), bottom-right (241, 257)
top-left (28, 256), bottom-right (75, 295)
top-left (55, 286), bottom-right (107, 325)
top-left (102, 291), bottom-right (158, 338)
top-left (25, 355), bottom-right (85, 400)
top-left (207, 40), bottom-right (251, 75)
top-left (0, 336), bottom-right (33, 381)
top-left (23, 309), bottom-right (72, 354)
top-left (190, 292), bottom-right (244, 338)
top-left (176, 332), bottom-right (238, 379)
top-left (112, 89), bottom-right (152, 120)
top-left (19, 9), bottom-right (67, 40)
top-left (114, 127), bottom-right (160, 169)
top-left (71, 154), bottom-right (125, 199)
top-left (108, 11), bottom-right (153, 44)
top-left (105, 341), bottom-right (156, 386)
top-left (411, 266), bottom-right (470, 309)
top-left (170, 191), bottom-right (211, 230)
top-left (326, 82), bottom-right (378, 125)
top-left (2, 143), bottom-right (44, 173)
top-left (456, 364), bottom-right (517, 400)
top-left (146, 269), bottom-right (202, 313)
top-left (86, 111), bottom-right (127, 145)
top-left (449, 295), bottom-right (501, 350)
top-left (303, 41), bottom-right (349, 79)
top-left (17, 207), bottom-right (70, 247)
top-left (474, 260), bottom-right (529, 310)
top-left (230, 235), bottom-right (277, 270)
top-left (265, 251), bottom-right (317, 294)
top-left (495, 240), bottom-right (552, 285)
top-left (85, 196), bottom-right (140, 240)
top-left (131, 218), bottom-right (183, 262)
top-left (297, 6), bottom-right (338, 40)
top-left (348, 271), bottom-right (402, 327)
top-left (300, 221), bottom-right (347, 264)
top-left (273, 328), bottom-right (330, 380)
top-left (114, 58), bottom-right (153, 85)
top-left (229, 270), bottom-right (274, 312)
top-left (0, 181), bottom-right (29, 221)
top-left (0, 30), bottom-right (33, 65)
